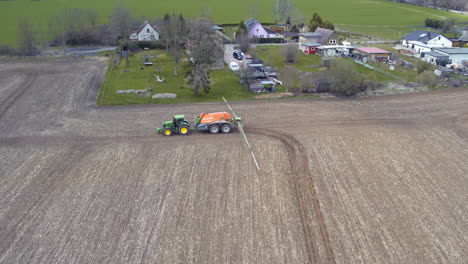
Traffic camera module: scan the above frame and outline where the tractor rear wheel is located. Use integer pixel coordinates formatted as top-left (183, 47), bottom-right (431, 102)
top-left (221, 123), bottom-right (232, 133)
top-left (163, 128), bottom-right (173, 136)
top-left (178, 125), bottom-right (190, 135)
top-left (209, 124), bottom-right (220, 134)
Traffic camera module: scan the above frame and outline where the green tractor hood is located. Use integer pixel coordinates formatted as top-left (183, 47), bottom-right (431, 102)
top-left (156, 120), bottom-right (174, 133)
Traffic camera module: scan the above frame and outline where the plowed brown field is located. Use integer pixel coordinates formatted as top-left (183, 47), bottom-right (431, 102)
top-left (0, 59), bottom-right (467, 264)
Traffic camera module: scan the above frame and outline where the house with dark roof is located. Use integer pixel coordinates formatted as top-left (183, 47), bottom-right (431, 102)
top-left (402, 30), bottom-right (452, 54)
top-left (314, 28), bottom-right (340, 45)
top-left (129, 21), bottom-right (159, 41)
top-left (245, 19), bottom-right (279, 39)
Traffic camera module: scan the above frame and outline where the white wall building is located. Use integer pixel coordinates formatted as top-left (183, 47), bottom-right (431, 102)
top-left (129, 22), bottom-right (159, 41)
top-left (402, 30), bottom-right (452, 54)
top-left (432, 48), bottom-right (468, 66)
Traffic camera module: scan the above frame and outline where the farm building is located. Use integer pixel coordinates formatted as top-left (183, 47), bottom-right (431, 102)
top-left (300, 43), bottom-right (321, 54)
top-left (299, 33), bottom-right (321, 45)
top-left (402, 30), bottom-right (452, 54)
top-left (314, 28), bottom-right (340, 45)
top-left (420, 51), bottom-right (449, 65)
top-left (129, 21), bottom-right (159, 41)
top-left (245, 19), bottom-right (280, 38)
top-left (353, 47), bottom-right (391, 62)
top-left (316, 45), bottom-right (353, 57)
top-left (432, 48), bottom-right (468, 66)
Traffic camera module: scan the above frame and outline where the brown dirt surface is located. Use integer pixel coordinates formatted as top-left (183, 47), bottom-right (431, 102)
top-left (0, 59), bottom-right (467, 264)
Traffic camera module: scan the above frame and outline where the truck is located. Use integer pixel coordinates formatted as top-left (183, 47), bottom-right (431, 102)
top-left (156, 112), bottom-right (241, 136)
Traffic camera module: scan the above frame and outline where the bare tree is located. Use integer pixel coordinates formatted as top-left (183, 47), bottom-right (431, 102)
top-left (283, 44), bottom-right (298, 63)
top-left (184, 62), bottom-right (211, 96)
top-left (109, 5), bottom-right (137, 40)
top-left (238, 33), bottom-right (250, 53)
top-left (188, 18), bottom-right (224, 67)
top-left (184, 18), bottom-right (224, 95)
top-left (159, 14), bottom-right (189, 75)
top-left (279, 68), bottom-right (300, 92)
top-left (17, 18), bottom-right (37, 56)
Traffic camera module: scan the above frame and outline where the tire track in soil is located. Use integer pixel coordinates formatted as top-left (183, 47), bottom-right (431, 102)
top-left (246, 128), bottom-right (336, 264)
top-left (452, 113), bottom-right (468, 140)
top-left (0, 72), bottom-right (37, 120)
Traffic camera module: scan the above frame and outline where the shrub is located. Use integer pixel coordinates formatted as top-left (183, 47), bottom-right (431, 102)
top-left (313, 72), bottom-right (333, 93)
top-left (300, 76), bottom-right (316, 93)
top-left (136, 41), bottom-right (166, 50)
top-left (0, 45), bottom-right (17, 56)
top-left (329, 59), bottom-right (367, 96)
top-left (416, 71), bottom-right (437, 87)
top-left (416, 61), bottom-right (431, 74)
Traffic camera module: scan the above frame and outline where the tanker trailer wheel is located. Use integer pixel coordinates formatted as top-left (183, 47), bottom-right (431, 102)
top-left (209, 124), bottom-right (220, 134)
top-left (221, 123), bottom-right (232, 133)
top-left (178, 125), bottom-right (190, 135)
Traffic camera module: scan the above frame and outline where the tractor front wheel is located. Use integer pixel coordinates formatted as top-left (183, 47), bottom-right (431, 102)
top-left (163, 128), bottom-right (173, 136)
top-left (221, 123), bottom-right (232, 133)
top-left (178, 125), bottom-right (190, 135)
top-left (209, 124), bottom-right (220, 134)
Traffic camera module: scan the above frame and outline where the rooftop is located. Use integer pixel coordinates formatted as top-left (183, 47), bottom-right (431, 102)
top-left (423, 51), bottom-right (449, 58)
top-left (299, 32), bottom-right (321, 37)
top-left (433, 48), bottom-right (468, 54)
top-left (303, 43), bottom-right (321, 47)
top-left (356, 47), bottom-right (391, 54)
top-left (314, 28), bottom-right (335, 45)
top-left (403, 30), bottom-right (442, 43)
top-left (459, 31), bottom-right (468, 42)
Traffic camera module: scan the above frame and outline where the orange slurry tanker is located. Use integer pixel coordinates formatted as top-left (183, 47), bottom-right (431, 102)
top-left (156, 112), bottom-right (242, 136)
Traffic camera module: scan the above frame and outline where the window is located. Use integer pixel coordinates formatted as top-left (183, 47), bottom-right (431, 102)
top-left (147, 28), bottom-right (150, 33)
top-left (330, 39), bottom-right (336, 44)
top-left (438, 36), bottom-right (440, 40)
top-left (260, 35), bottom-right (264, 38)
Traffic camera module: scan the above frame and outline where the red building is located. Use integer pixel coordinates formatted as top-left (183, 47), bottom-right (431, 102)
top-left (301, 43), bottom-right (321, 54)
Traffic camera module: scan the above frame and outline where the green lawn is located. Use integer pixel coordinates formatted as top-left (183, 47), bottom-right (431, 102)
top-left (1, 0), bottom-right (467, 44)
top-left (255, 45), bottom-right (396, 81)
top-left (256, 45), bottom-right (325, 72)
top-left (97, 50), bottom-right (250, 105)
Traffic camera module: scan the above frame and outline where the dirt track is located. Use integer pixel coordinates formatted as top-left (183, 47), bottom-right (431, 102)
top-left (0, 59), bottom-right (467, 263)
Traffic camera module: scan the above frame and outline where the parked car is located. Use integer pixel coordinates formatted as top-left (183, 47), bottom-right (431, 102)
top-left (233, 50), bottom-right (244, 60)
top-left (229, 62), bottom-right (240, 71)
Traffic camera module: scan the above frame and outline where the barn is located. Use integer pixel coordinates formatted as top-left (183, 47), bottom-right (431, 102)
top-left (353, 47), bottom-right (391, 62)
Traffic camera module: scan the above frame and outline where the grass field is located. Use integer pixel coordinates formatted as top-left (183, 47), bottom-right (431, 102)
top-left (97, 50), bottom-right (249, 105)
top-left (1, 0), bottom-right (467, 45)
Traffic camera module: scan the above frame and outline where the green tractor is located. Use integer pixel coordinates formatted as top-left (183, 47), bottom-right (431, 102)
top-left (156, 114), bottom-right (191, 136)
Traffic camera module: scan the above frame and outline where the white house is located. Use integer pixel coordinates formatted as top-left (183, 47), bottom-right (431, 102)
top-left (402, 30), bottom-right (452, 54)
top-left (245, 19), bottom-right (280, 38)
top-left (129, 22), bottom-right (159, 41)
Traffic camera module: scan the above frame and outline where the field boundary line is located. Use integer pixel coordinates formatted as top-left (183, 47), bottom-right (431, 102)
top-left (98, 56), bottom-right (114, 105)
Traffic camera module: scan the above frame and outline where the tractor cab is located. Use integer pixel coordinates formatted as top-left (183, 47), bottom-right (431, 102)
top-left (173, 114), bottom-right (186, 126)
